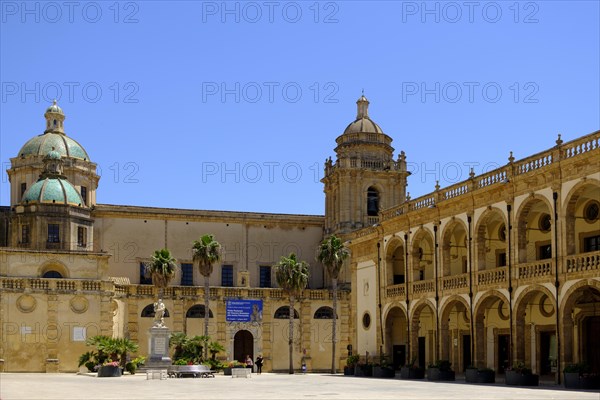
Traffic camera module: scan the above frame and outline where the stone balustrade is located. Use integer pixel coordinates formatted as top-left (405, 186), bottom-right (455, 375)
top-left (386, 284), bottom-right (405, 298)
top-left (442, 274), bottom-right (468, 291)
top-left (566, 250), bottom-right (600, 273)
top-left (517, 260), bottom-right (553, 279)
top-left (477, 267), bottom-right (507, 286)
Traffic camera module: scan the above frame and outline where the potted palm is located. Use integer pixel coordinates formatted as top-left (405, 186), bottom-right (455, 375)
top-left (563, 363), bottom-right (600, 389)
top-left (505, 361), bottom-right (539, 386)
top-left (344, 355), bottom-right (359, 375)
top-left (373, 354), bottom-right (395, 378)
top-left (427, 360), bottom-right (455, 381)
top-left (465, 366), bottom-right (495, 383)
top-left (400, 357), bottom-right (425, 379)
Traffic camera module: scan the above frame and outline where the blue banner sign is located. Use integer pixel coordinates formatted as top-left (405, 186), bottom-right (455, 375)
top-left (226, 300), bottom-right (263, 322)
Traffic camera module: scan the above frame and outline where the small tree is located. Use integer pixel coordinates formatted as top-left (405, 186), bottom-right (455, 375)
top-left (192, 234), bottom-right (222, 358)
top-left (274, 252), bottom-right (310, 374)
top-left (317, 235), bottom-right (349, 374)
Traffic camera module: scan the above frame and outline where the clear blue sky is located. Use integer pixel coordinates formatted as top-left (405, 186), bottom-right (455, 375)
top-left (1, 1), bottom-right (598, 215)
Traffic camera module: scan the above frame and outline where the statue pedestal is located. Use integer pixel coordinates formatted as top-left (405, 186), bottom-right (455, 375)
top-left (145, 326), bottom-right (172, 368)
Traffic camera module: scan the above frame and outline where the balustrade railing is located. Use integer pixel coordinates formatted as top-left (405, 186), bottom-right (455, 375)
top-left (442, 274), bottom-right (468, 290)
top-left (517, 260), bottom-right (552, 279)
top-left (377, 130), bottom-right (599, 223)
top-left (386, 284), bottom-right (406, 298)
top-left (477, 267), bottom-right (506, 286)
top-left (412, 280), bottom-right (434, 294)
top-left (566, 251), bottom-right (600, 273)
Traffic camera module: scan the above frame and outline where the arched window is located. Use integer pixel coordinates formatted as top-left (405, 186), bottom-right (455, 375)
top-left (313, 306), bottom-right (336, 319)
top-left (42, 270), bottom-right (62, 278)
top-left (367, 187), bottom-right (379, 216)
top-left (274, 306), bottom-right (299, 319)
top-left (141, 304), bottom-right (170, 318)
top-left (185, 304), bottom-right (214, 318)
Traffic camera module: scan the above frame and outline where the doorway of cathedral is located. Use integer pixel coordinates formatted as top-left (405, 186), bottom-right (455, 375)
top-left (234, 330), bottom-right (254, 362)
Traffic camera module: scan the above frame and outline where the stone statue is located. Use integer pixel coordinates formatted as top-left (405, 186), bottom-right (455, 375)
top-left (153, 298), bottom-right (166, 327)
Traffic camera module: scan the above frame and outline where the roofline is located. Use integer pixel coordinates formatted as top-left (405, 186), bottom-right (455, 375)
top-left (93, 203), bottom-right (325, 225)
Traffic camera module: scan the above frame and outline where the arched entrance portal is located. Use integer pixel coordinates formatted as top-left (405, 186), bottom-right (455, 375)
top-left (234, 330), bottom-right (254, 363)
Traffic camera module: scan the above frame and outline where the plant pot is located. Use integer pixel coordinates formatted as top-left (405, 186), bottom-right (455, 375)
top-left (505, 370), bottom-right (539, 386)
top-left (355, 364), bottom-right (372, 377)
top-left (427, 367), bottom-right (455, 381)
top-left (343, 366), bottom-right (355, 376)
top-left (373, 366), bottom-right (395, 378)
top-left (564, 372), bottom-right (600, 389)
top-left (465, 369), bottom-right (495, 383)
top-left (98, 365), bottom-right (122, 377)
top-left (223, 367), bottom-right (232, 376)
top-left (400, 366), bottom-right (424, 379)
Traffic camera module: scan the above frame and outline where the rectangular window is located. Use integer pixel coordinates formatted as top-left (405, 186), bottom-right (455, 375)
top-left (497, 252), bottom-right (507, 267)
top-left (538, 244), bottom-right (552, 260)
top-left (259, 266), bottom-right (271, 288)
top-left (20, 183), bottom-right (27, 199)
top-left (584, 235), bottom-right (600, 252)
top-left (77, 226), bottom-right (87, 247)
top-left (21, 225), bottom-right (29, 244)
top-left (80, 186), bottom-right (87, 206)
top-left (140, 263), bottom-right (152, 285)
top-left (47, 224), bottom-right (60, 243)
top-left (393, 274), bottom-right (405, 285)
top-left (221, 265), bottom-right (233, 287)
top-left (181, 263), bottom-right (193, 286)
top-left (419, 269), bottom-right (424, 281)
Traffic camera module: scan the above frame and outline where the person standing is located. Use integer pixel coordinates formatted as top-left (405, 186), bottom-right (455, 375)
top-left (245, 355), bottom-right (254, 372)
top-left (255, 355), bottom-right (263, 374)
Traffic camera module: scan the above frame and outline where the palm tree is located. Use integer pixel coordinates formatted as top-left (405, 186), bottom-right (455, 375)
top-left (114, 337), bottom-right (139, 368)
top-left (192, 234), bottom-right (222, 358)
top-left (274, 252), bottom-right (310, 374)
top-left (146, 248), bottom-right (178, 298)
top-left (317, 235), bottom-right (349, 374)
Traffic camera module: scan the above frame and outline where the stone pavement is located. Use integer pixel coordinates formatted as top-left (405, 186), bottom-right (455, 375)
top-left (1, 372), bottom-right (598, 400)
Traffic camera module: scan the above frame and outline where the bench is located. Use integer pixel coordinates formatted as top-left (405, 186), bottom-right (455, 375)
top-left (146, 369), bottom-right (168, 380)
top-left (167, 365), bottom-right (215, 378)
top-left (231, 368), bottom-right (252, 378)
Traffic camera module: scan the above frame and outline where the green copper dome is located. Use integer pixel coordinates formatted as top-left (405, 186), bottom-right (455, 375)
top-left (18, 132), bottom-right (90, 160)
top-left (22, 178), bottom-right (83, 206)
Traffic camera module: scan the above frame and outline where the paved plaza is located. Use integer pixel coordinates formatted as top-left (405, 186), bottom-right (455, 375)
top-left (1, 372), bottom-right (598, 400)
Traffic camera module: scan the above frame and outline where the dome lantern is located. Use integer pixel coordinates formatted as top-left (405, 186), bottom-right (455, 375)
top-left (356, 92), bottom-right (369, 119)
top-left (44, 99), bottom-right (65, 134)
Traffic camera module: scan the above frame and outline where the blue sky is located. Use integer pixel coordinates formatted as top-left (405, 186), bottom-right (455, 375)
top-left (1, 1), bottom-right (598, 215)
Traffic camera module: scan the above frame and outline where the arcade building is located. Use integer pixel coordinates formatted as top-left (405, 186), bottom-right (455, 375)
top-left (0, 98), bottom-right (598, 380)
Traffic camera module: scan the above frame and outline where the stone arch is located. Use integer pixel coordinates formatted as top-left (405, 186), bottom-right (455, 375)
top-left (141, 303), bottom-right (170, 318)
top-left (474, 207), bottom-right (508, 271)
top-left (439, 295), bottom-right (471, 369)
top-left (440, 295), bottom-right (471, 322)
top-left (410, 228), bottom-right (435, 282)
top-left (274, 306), bottom-right (299, 319)
top-left (473, 290), bottom-right (511, 370)
top-left (364, 182), bottom-right (386, 214)
top-left (560, 279), bottom-right (600, 371)
top-left (512, 284), bottom-right (557, 367)
top-left (563, 179), bottom-right (600, 255)
top-left (185, 304), bottom-right (214, 318)
top-left (384, 305), bottom-right (408, 369)
top-left (440, 219), bottom-right (468, 277)
top-left (515, 195), bottom-right (554, 263)
top-left (409, 299), bottom-right (436, 368)
top-left (385, 236), bottom-right (406, 285)
top-left (39, 260), bottom-right (69, 278)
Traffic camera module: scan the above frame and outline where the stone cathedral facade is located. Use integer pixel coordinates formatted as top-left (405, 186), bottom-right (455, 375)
top-left (0, 97), bottom-right (598, 380)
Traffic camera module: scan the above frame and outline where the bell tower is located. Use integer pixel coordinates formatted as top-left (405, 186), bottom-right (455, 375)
top-left (322, 95), bottom-right (410, 234)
